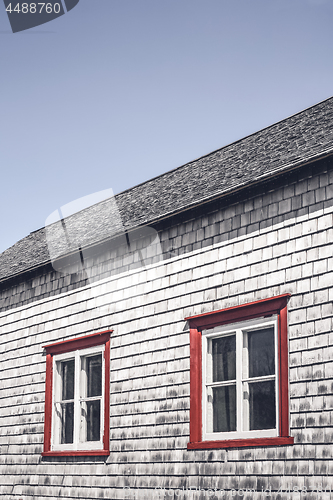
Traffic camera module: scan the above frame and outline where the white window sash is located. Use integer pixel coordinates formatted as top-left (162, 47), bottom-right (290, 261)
top-left (52, 345), bottom-right (105, 451)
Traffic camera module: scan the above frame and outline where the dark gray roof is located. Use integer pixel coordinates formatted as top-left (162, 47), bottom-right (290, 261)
top-left (2, 96), bottom-right (333, 282)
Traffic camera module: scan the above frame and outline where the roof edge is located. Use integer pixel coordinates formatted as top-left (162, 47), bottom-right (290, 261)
top-left (111, 95), bottom-right (333, 199)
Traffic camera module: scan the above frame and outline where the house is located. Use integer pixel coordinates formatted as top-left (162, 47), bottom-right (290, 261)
top-left (1, 97), bottom-right (333, 500)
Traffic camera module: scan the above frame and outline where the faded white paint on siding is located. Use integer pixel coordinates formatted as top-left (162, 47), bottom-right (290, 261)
top-left (0, 171), bottom-right (333, 499)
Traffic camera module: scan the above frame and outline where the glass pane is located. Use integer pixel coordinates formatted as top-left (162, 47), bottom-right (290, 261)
top-left (213, 385), bottom-right (236, 432)
top-left (61, 359), bottom-right (75, 400)
top-left (86, 400), bottom-right (101, 441)
top-left (212, 335), bottom-right (236, 382)
top-left (249, 380), bottom-right (276, 430)
top-left (61, 402), bottom-right (74, 443)
top-left (87, 354), bottom-right (102, 397)
top-left (248, 328), bottom-right (275, 378)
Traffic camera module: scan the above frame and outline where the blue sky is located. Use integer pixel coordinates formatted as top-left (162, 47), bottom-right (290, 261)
top-left (1, 0), bottom-right (333, 254)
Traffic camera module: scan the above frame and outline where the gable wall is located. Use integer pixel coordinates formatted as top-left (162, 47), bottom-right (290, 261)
top-left (0, 158), bottom-right (332, 499)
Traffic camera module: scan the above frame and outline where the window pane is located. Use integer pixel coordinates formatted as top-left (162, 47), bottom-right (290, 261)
top-left (212, 335), bottom-right (236, 382)
top-left (61, 402), bottom-right (74, 443)
top-left (61, 359), bottom-right (75, 400)
top-left (87, 354), bottom-right (102, 397)
top-left (86, 400), bottom-right (101, 441)
top-left (213, 385), bottom-right (236, 432)
top-left (249, 380), bottom-right (276, 430)
top-left (248, 328), bottom-right (275, 378)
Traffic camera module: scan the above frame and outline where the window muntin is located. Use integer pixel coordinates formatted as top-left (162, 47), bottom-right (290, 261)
top-left (202, 316), bottom-right (279, 441)
top-left (52, 345), bottom-right (105, 451)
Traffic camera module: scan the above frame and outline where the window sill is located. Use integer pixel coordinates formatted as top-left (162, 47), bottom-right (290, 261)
top-left (42, 450), bottom-right (110, 457)
top-left (187, 436), bottom-right (294, 450)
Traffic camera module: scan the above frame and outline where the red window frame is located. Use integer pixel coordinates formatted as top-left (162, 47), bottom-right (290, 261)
top-left (186, 294), bottom-right (294, 449)
top-left (42, 330), bottom-right (111, 457)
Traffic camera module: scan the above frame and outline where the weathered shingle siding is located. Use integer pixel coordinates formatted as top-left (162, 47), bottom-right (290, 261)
top-left (0, 156), bottom-right (333, 499)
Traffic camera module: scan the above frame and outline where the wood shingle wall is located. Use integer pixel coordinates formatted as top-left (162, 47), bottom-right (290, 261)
top-left (0, 158), bottom-right (332, 499)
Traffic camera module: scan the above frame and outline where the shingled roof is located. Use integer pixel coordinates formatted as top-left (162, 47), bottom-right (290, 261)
top-left (1, 96), bottom-right (333, 282)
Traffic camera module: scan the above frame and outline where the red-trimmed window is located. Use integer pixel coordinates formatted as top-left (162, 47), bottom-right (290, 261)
top-left (42, 330), bottom-right (111, 457)
top-left (186, 295), bottom-right (294, 449)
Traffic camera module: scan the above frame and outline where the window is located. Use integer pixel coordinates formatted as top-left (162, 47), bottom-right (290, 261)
top-left (186, 295), bottom-right (294, 449)
top-left (42, 330), bottom-right (111, 456)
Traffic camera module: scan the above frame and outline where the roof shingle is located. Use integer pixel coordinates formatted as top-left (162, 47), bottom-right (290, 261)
top-left (1, 96), bottom-right (333, 281)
